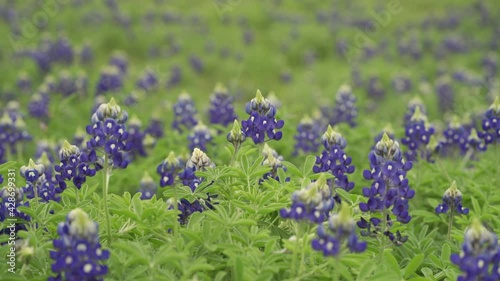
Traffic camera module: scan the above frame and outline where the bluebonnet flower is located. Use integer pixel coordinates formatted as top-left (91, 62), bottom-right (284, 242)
top-left (49, 208), bottom-right (109, 281)
top-left (312, 203), bottom-right (367, 256)
top-left (261, 144), bottom-right (286, 182)
top-left (404, 97), bottom-right (427, 123)
top-left (189, 55), bottom-right (204, 74)
top-left (424, 135), bottom-right (443, 163)
top-left (450, 218), bottom-right (500, 281)
top-left (29, 91), bottom-right (50, 123)
top-left (332, 84), bottom-right (357, 127)
top-left (136, 67), bottom-right (158, 91)
top-left (30, 50), bottom-right (52, 73)
top-left (79, 42), bottom-right (93, 64)
top-left (17, 72), bottom-right (32, 93)
top-left (55, 141), bottom-right (98, 190)
top-left (94, 66), bottom-right (123, 96)
top-left (86, 98), bottom-right (131, 169)
top-left (108, 51), bottom-right (128, 75)
top-left (0, 186), bottom-right (30, 238)
top-left (441, 116), bottom-right (468, 156)
top-left (367, 77), bottom-right (385, 99)
top-left (157, 151), bottom-right (182, 187)
top-left (52, 36), bottom-right (74, 65)
top-left (58, 71), bottom-right (78, 97)
top-left (436, 77), bottom-right (455, 114)
top-left (314, 126), bottom-right (355, 198)
top-left (293, 115), bottom-right (321, 155)
top-left (19, 159), bottom-right (58, 202)
top-left (358, 133), bottom-right (414, 245)
top-left (209, 83), bottom-right (238, 127)
top-left (0, 112), bottom-right (31, 156)
top-left (138, 172), bottom-right (157, 200)
top-left (170, 149), bottom-right (216, 224)
top-left (166, 65), bottom-right (182, 89)
top-left (392, 75), bottom-right (412, 93)
top-left (226, 120), bottom-right (246, 151)
top-left (188, 122), bottom-right (213, 152)
top-left (241, 90), bottom-right (285, 144)
top-left (462, 129), bottom-right (487, 158)
top-left (145, 118), bottom-right (164, 139)
top-left (482, 53), bottom-right (497, 80)
top-left (126, 116), bottom-right (148, 159)
top-left (280, 174), bottom-right (335, 223)
top-left (401, 106), bottom-right (435, 161)
top-left (172, 92), bottom-right (199, 133)
top-left (373, 124), bottom-right (395, 145)
top-left (481, 97), bottom-right (500, 145)
top-left (435, 181), bottom-right (469, 215)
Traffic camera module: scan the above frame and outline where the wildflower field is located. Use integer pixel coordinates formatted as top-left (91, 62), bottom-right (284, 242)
top-left (1, 0), bottom-right (500, 280)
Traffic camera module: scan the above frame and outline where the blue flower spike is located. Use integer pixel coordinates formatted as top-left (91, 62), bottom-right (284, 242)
top-left (312, 203), bottom-right (367, 257)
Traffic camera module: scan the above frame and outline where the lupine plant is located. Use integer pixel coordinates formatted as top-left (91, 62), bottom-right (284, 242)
top-left (2, 2), bottom-right (500, 281)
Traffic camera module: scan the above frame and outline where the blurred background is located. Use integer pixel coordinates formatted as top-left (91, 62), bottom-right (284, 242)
top-left (0, 0), bottom-right (498, 156)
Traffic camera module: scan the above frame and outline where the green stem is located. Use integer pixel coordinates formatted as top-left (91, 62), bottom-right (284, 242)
top-left (447, 211), bottom-right (454, 241)
top-left (16, 143), bottom-right (23, 163)
top-left (173, 185), bottom-right (179, 247)
top-left (379, 210), bottom-right (387, 261)
top-left (230, 145), bottom-right (239, 166)
top-left (291, 222), bottom-right (300, 278)
top-left (75, 186), bottom-right (79, 205)
top-left (298, 224), bottom-right (310, 276)
top-left (460, 148), bottom-right (473, 170)
top-left (333, 257), bottom-right (340, 281)
top-left (102, 154), bottom-right (112, 246)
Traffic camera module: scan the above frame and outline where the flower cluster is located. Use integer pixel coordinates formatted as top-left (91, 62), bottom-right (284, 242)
top-left (172, 92), bottom-right (199, 133)
top-left (188, 122), bottom-right (213, 152)
top-left (0, 186), bottom-right (30, 237)
top-left (157, 151), bottom-right (182, 187)
top-left (171, 149), bottom-right (216, 224)
top-left (261, 144), bottom-right (287, 182)
top-left (435, 181), bottom-right (469, 215)
top-left (392, 75), bottom-right (412, 93)
top-left (0, 112), bottom-right (32, 157)
top-left (21, 159), bottom-right (60, 202)
top-left (135, 67), bottom-right (158, 91)
top-left (127, 116), bottom-right (154, 159)
top-left (138, 172), bottom-right (158, 200)
top-left (145, 118), bottom-right (165, 139)
top-left (280, 174), bottom-right (335, 223)
top-left (226, 120), bottom-right (246, 150)
top-left (322, 85), bottom-right (358, 127)
top-left (49, 208), bottom-right (109, 281)
top-left (358, 133), bottom-right (414, 245)
top-left (450, 218), bottom-right (500, 281)
top-left (209, 83), bottom-right (238, 126)
top-left (436, 77), bottom-right (454, 113)
top-left (481, 97), bottom-right (500, 145)
top-left (293, 115), bottom-right (321, 155)
top-left (312, 203), bottom-right (367, 256)
top-left (241, 90), bottom-right (284, 144)
top-left (86, 98), bottom-right (131, 169)
top-left (403, 97), bottom-right (427, 123)
top-left (55, 141), bottom-right (98, 190)
top-left (401, 106), bottom-right (435, 161)
top-left (94, 66), bottom-right (123, 96)
top-left (313, 126), bottom-right (355, 202)
top-left (29, 91), bottom-right (50, 123)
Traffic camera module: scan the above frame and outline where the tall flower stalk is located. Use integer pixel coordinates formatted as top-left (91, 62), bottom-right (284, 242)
top-left (85, 98), bottom-right (130, 246)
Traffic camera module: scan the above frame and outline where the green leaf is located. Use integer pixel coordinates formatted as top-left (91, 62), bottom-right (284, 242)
top-left (356, 260), bottom-right (376, 281)
top-left (471, 196), bottom-right (481, 215)
top-left (282, 161), bottom-right (302, 178)
top-left (233, 256), bottom-right (245, 281)
top-left (302, 155), bottom-right (317, 177)
top-left (403, 253), bottom-right (424, 278)
top-left (383, 251), bottom-right (402, 278)
top-left (441, 243), bottom-right (451, 261)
